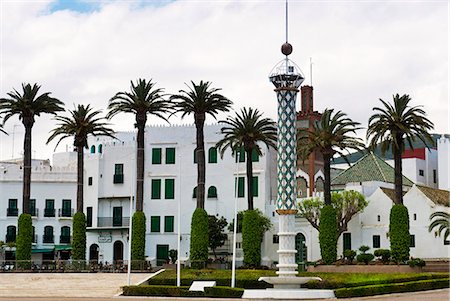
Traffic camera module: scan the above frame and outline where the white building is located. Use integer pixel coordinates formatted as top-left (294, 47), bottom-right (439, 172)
top-left (0, 154), bottom-right (77, 264)
top-left (83, 124), bottom-right (277, 266)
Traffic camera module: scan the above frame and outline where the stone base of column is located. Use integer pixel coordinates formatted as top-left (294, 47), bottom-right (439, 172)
top-left (276, 214), bottom-right (297, 277)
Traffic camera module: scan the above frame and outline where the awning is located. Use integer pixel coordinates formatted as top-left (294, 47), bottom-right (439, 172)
top-left (54, 245), bottom-right (72, 251)
top-left (31, 248), bottom-right (54, 254)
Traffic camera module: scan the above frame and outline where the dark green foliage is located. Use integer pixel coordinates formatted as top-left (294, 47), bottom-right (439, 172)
top-left (132, 211), bottom-right (146, 267)
top-left (356, 253), bottom-right (375, 264)
top-left (16, 214), bottom-right (32, 269)
top-left (228, 211), bottom-right (243, 233)
top-left (242, 210), bottom-right (263, 267)
top-left (408, 258), bottom-right (426, 268)
top-left (168, 249), bottom-right (177, 264)
top-left (318, 205), bottom-right (338, 264)
top-left (343, 250), bottom-right (356, 263)
top-left (334, 278), bottom-right (449, 298)
top-left (123, 285), bottom-right (244, 298)
top-left (72, 212), bottom-right (86, 261)
top-left (190, 208), bottom-right (209, 267)
top-left (358, 245), bottom-right (370, 253)
top-left (389, 205), bottom-right (410, 262)
top-left (374, 249), bottom-right (391, 264)
top-left (208, 215), bottom-right (228, 258)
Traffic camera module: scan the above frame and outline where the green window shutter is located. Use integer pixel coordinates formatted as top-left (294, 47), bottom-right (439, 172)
top-left (165, 179), bottom-right (175, 199)
top-left (235, 147), bottom-right (245, 162)
top-left (90, 145), bottom-right (95, 153)
top-left (151, 216), bottom-right (161, 232)
top-left (166, 148), bottom-right (176, 164)
top-left (152, 148), bottom-right (162, 164)
top-left (236, 177), bottom-right (245, 198)
top-left (114, 164), bottom-right (123, 175)
top-left (193, 149), bottom-right (197, 164)
top-left (98, 144), bottom-right (102, 153)
top-left (251, 149), bottom-right (259, 162)
top-left (164, 216), bottom-right (174, 232)
top-left (207, 186), bottom-right (217, 198)
top-left (208, 147), bottom-right (217, 163)
top-left (151, 179), bottom-right (161, 199)
top-left (192, 187), bottom-right (197, 198)
top-left (252, 176), bottom-right (259, 197)
top-left (410, 235), bottom-right (415, 248)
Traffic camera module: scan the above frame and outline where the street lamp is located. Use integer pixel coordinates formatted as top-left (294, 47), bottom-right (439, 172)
top-left (231, 150), bottom-right (240, 288)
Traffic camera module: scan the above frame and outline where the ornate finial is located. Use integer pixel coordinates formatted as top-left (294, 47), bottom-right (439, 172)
top-left (281, 42), bottom-right (293, 56)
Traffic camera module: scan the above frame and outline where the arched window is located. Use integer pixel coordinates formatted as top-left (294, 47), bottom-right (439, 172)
top-left (60, 226), bottom-right (71, 244)
top-left (6, 225), bottom-right (16, 243)
top-left (98, 144), bottom-right (103, 154)
top-left (296, 177), bottom-right (308, 198)
top-left (208, 147), bottom-right (217, 163)
top-left (207, 186), bottom-right (217, 198)
top-left (315, 177), bottom-right (324, 193)
top-left (90, 145), bottom-right (95, 154)
top-left (192, 187), bottom-right (197, 198)
top-left (44, 226), bottom-right (54, 243)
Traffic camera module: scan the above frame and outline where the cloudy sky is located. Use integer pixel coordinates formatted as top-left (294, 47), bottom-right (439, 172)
top-left (0, 0), bottom-right (448, 161)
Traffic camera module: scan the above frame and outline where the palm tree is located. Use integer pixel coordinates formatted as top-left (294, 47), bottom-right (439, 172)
top-left (429, 211), bottom-right (449, 240)
top-left (108, 79), bottom-right (171, 265)
top-left (0, 83), bottom-right (64, 212)
top-left (108, 78), bottom-right (171, 212)
top-left (0, 83), bottom-right (64, 265)
top-left (47, 104), bottom-right (115, 213)
top-left (170, 80), bottom-right (232, 209)
top-left (367, 94), bottom-right (434, 204)
top-left (216, 107), bottom-right (277, 210)
top-left (367, 94), bottom-right (434, 262)
top-left (301, 108), bottom-right (364, 205)
top-left (0, 123), bottom-right (6, 135)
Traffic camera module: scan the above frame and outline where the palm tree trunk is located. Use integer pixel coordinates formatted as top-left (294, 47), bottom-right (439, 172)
top-left (76, 146), bottom-right (84, 213)
top-left (195, 113), bottom-right (206, 209)
top-left (22, 123), bottom-right (32, 214)
top-left (393, 136), bottom-right (404, 205)
top-left (136, 120), bottom-right (145, 212)
top-left (246, 149), bottom-right (254, 210)
top-left (323, 153), bottom-right (331, 205)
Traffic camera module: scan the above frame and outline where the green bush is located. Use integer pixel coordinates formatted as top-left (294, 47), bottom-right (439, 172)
top-left (356, 253), bottom-right (375, 264)
top-left (389, 204), bottom-right (410, 262)
top-left (358, 245), bottom-right (370, 253)
top-left (72, 212), bottom-right (86, 261)
top-left (334, 278), bottom-right (450, 298)
top-left (318, 205), bottom-right (337, 264)
top-left (408, 258), bottom-right (426, 268)
top-left (190, 208), bottom-right (209, 267)
top-left (374, 249), bottom-right (391, 264)
top-left (204, 286), bottom-right (244, 298)
top-left (123, 285), bottom-right (244, 298)
top-left (16, 214), bottom-right (32, 269)
top-left (344, 250), bottom-right (356, 263)
top-left (131, 211), bottom-right (146, 268)
top-left (242, 210), bottom-right (262, 267)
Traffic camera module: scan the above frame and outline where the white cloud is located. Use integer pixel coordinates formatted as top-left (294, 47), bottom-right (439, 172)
top-left (0, 0), bottom-right (448, 160)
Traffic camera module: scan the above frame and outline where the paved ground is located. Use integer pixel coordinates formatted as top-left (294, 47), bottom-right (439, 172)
top-left (0, 273), bottom-right (448, 300)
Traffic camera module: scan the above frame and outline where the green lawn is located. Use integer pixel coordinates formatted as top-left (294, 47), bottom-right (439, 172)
top-left (148, 269), bottom-right (449, 289)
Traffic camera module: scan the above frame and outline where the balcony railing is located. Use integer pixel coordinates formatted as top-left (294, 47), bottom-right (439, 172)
top-left (7, 208), bottom-right (18, 217)
top-left (60, 235), bottom-right (71, 244)
top-left (113, 174), bottom-right (124, 184)
top-left (44, 208), bottom-right (55, 217)
top-left (32, 234), bottom-right (38, 244)
top-left (5, 234), bottom-right (16, 243)
top-left (30, 208), bottom-right (38, 217)
top-left (97, 217), bottom-right (130, 227)
top-left (58, 208), bottom-right (74, 217)
top-left (43, 235), bottom-right (54, 244)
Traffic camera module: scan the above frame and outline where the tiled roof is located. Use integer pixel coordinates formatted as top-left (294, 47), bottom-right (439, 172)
top-left (380, 187), bottom-right (406, 202)
top-left (417, 185), bottom-right (450, 207)
top-left (331, 152), bottom-right (414, 186)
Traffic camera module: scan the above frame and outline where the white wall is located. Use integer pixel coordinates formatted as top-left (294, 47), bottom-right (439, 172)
top-left (438, 137), bottom-right (450, 190)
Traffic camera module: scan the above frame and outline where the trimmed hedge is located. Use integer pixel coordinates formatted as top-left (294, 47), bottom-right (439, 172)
top-left (190, 208), bottom-right (209, 267)
top-left (242, 210), bottom-right (262, 267)
top-left (122, 285), bottom-right (244, 298)
top-left (389, 204), bottom-right (410, 262)
top-left (131, 211), bottom-right (146, 266)
top-left (319, 205), bottom-right (337, 264)
top-left (335, 278), bottom-right (450, 298)
top-left (16, 213), bottom-right (32, 269)
top-left (72, 212), bottom-right (86, 260)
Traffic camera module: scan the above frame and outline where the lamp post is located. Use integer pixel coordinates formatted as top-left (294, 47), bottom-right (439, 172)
top-left (269, 9), bottom-right (304, 276)
top-left (177, 147), bottom-right (181, 287)
top-left (231, 150), bottom-right (240, 288)
top-left (127, 145), bottom-right (135, 286)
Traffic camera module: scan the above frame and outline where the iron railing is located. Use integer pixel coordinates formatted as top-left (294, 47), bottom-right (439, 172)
top-left (97, 217), bottom-right (130, 227)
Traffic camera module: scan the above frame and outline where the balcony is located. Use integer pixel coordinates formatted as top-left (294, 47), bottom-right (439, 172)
top-left (7, 208), bottom-right (18, 217)
top-left (113, 174), bottom-right (124, 184)
top-left (43, 235), bottom-right (54, 244)
top-left (44, 208), bottom-right (55, 217)
top-left (30, 208), bottom-right (39, 217)
top-left (97, 217), bottom-right (130, 228)
top-left (58, 208), bottom-right (74, 218)
top-left (5, 234), bottom-right (16, 243)
top-left (60, 235), bottom-right (71, 244)
top-left (32, 234), bottom-right (38, 244)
